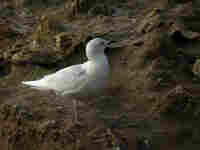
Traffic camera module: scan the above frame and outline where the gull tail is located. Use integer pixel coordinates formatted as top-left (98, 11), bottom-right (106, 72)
top-left (22, 80), bottom-right (49, 90)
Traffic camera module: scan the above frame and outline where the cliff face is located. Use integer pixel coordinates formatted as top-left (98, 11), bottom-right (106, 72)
top-left (0, 0), bottom-right (200, 150)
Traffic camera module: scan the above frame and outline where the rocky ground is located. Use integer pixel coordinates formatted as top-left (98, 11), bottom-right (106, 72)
top-left (0, 0), bottom-right (200, 150)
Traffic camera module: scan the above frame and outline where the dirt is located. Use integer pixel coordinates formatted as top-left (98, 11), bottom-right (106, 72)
top-left (0, 0), bottom-right (200, 150)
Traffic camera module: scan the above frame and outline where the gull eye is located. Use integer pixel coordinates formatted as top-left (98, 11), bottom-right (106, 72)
top-left (99, 41), bottom-right (105, 46)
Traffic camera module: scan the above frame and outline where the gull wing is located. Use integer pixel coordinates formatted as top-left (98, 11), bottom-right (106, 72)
top-left (42, 64), bottom-right (88, 94)
top-left (22, 64), bottom-right (88, 95)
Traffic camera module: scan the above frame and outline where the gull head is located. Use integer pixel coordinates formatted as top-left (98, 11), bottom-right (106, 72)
top-left (86, 38), bottom-right (111, 60)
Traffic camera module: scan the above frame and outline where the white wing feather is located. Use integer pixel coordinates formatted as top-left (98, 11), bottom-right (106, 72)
top-left (22, 64), bottom-right (88, 94)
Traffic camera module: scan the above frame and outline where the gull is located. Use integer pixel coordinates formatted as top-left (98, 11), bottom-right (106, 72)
top-left (22, 38), bottom-right (112, 124)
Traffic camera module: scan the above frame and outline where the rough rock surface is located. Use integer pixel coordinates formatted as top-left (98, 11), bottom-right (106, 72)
top-left (0, 0), bottom-right (200, 150)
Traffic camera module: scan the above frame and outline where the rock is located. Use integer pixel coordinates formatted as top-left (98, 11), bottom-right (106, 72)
top-left (12, 49), bottom-right (63, 65)
top-left (169, 23), bottom-right (200, 41)
top-left (0, 39), bottom-right (10, 49)
top-left (169, 0), bottom-right (193, 5)
top-left (1, 1), bottom-right (200, 150)
top-left (2, 24), bottom-right (93, 65)
top-left (65, 0), bottom-right (116, 17)
top-left (136, 8), bottom-right (164, 34)
top-left (0, 23), bottom-right (19, 49)
top-left (132, 38), bottom-right (144, 46)
top-left (154, 85), bottom-right (199, 118)
top-left (0, 24), bottom-right (10, 35)
top-left (192, 59), bottom-right (200, 78)
top-left (0, 103), bottom-right (33, 121)
top-left (23, 0), bottom-right (65, 8)
top-left (88, 3), bottom-right (114, 17)
top-left (11, 52), bottom-right (32, 64)
top-left (65, 0), bottom-right (95, 17)
top-left (55, 32), bottom-right (72, 50)
top-left (136, 136), bottom-right (152, 150)
top-left (0, 6), bottom-right (15, 17)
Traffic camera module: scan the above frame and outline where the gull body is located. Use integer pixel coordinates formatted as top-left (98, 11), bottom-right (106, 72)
top-left (22, 38), bottom-right (110, 97)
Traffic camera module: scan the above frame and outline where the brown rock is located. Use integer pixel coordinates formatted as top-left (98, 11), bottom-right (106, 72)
top-left (192, 59), bottom-right (200, 78)
top-left (55, 32), bottom-right (72, 50)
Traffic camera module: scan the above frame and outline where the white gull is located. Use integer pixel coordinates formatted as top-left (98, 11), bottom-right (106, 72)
top-left (22, 38), bottom-right (112, 123)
